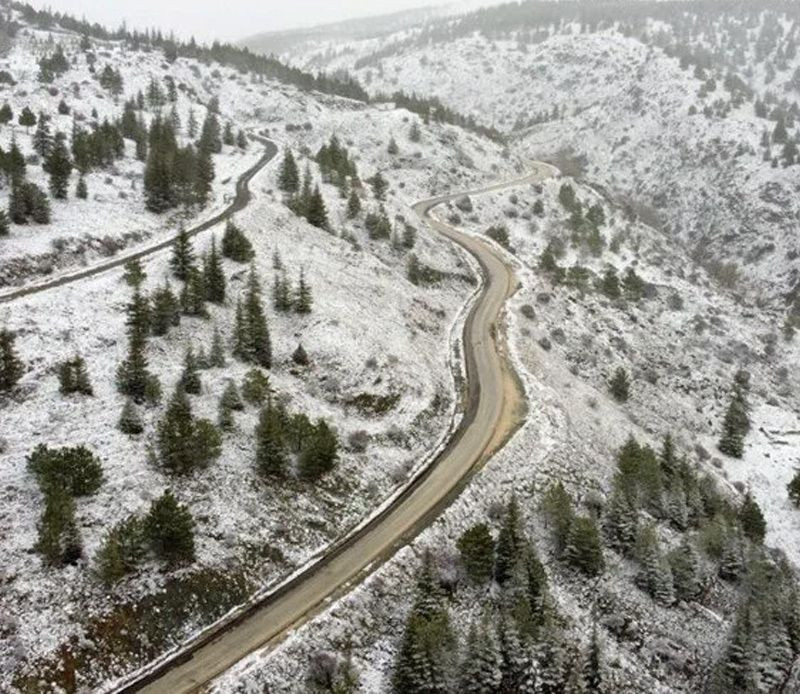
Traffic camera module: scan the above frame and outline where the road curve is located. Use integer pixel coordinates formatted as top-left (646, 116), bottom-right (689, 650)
top-left (0, 138), bottom-right (279, 304)
top-left (112, 163), bottom-right (557, 694)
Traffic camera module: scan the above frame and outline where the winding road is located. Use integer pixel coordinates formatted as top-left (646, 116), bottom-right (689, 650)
top-left (0, 138), bottom-right (278, 304)
top-left (112, 162), bottom-right (558, 693)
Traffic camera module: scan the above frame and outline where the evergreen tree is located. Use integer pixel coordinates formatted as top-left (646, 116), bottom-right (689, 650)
top-left (94, 516), bottom-right (145, 585)
top-left (203, 237), bottom-right (226, 304)
top-left (719, 533), bottom-right (743, 582)
top-left (0, 328), bottom-right (24, 392)
top-left (604, 483), bottom-right (638, 555)
top-left (221, 221), bottom-right (254, 262)
top-left (298, 420), bottom-right (339, 480)
top-left (35, 486), bottom-right (82, 566)
top-left (180, 267), bottom-right (209, 318)
top-left (242, 368), bottom-right (272, 405)
top-left (346, 188), bottom-right (362, 218)
top-left (255, 400), bottom-right (287, 477)
top-left (582, 624), bottom-right (604, 693)
top-left (273, 270), bottom-right (293, 312)
top-left (209, 325), bottom-right (226, 367)
top-left (33, 112), bottom-right (52, 158)
top-left (635, 525), bottom-right (675, 605)
top-left (739, 493), bottom-right (766, 544)
top-left (233, 267), bottom-right (272, 368)
top-left (0, 210), bottom-right (9, 237)
top-left (565, 515), bottom-right (605, 577)
top-left (540, 482), bottom-right (574, 556)
top-left (495, 496), bottom-right (525, 584)
top-left (218, 380), bottom-right (244, 430)
top-left (609, 367), bottom-right (630, 402)
top-left (144, 489), bottom-right (195, 564)
top-left (718, 371), bottom-right (751, 458)
top-left (497, 615), bottom-right (527, 692)
top-left (118, 398), bottom-right (144, 435)
top-left (409, 121), bottom-right (422, 142)
top-left (278, 148), bottom-right (300, 193)
top-left (27, 443), bottom-right (104, 497)
top-left (788, 469), bottom-right (800, 507)
top-left (179, 347), bottom-right (202, 395)
top-left (291, 343), bottom-right (309, 366)
top-left (44, 132), bottom-right (73, 199)
top-left (170, 227), bottom-right (195, 281)
top-left (150, 283), bottom-right (180, 336)
top-left (122, 258), bottom-right (147, 288)
top-left (18, 106), bottom-right (36, 131)
top-left (457, 523), bottom-right (495, 583)
top-left (669, 540), bottom-right (702, 602)
top-left (156, 386), bottom-right (221, 474)
top-left (58, 355), bottom-right (93, 396)
top-left (599, 266), bottom-right (621, 299)
top-left (369, 171), bottom-right (388, 201)
top-left (295, 269), bottom-right (313, 313)
top-left (459, 619), bottom-right (503, 694)
top-left (305, 185), bottom-right (329, 229)
top-left (388, 137), bottom-right (400, 155)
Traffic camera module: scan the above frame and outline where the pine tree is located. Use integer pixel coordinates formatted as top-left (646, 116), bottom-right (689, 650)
top-left (604, 484), bottom-right (638, 555)
top-left (35, 486), bottom-right (82, 567)
top-left (346, 188), bottom-right (362, 218)
top-left (187, 108), bottom-right (198, 139)
top-left (497, 614), bottom-right (527, 692)
top-left (599, 266), bottom-right (621, 299)
top-left (495, 496), bottom-right (525, 584)
top-left (179, 347), bottom-right (202, 395)
top-left (609, 367), bottom-right (630, 402)
top-left (0, 210), bottom-right (9, 237)
top-left (788, 469), bottom-right (800, 507)
top-left (58, 355), bottom-right (93, 396)
top-left (0, 328), bottom-right (24, 392)
top-left (540, 482), bottom-right (574, 556)
top-left (409, 121), bottom-right (422, 142)
top-left (150, 283), bottom-right (180, 336)
top-left (582, 624), bottom-right (604, 692)
top-left (218, 380), bottom-right (244, 430)
top-left (118, 398), bottom-right (144, 435)
top-left (305, 185), bottom-right (329, 229)
top-left (157, 386), bottom-right (221, 474)
top-left (94, 516), bottom-right (146, 585)
top-left (739, 493), bottom-right (766, 544)
top-left (180, 267), bottom-right (208, 318)
top-left (122, 258), bottom-right (146, 288)
top-left (718, 372), bottom-right (751, 458)
top-left (221, 221), bottom-right (254, 262)
top-left (33, 112), bottom-right (52, 158)
top-left (457, 523), bottom-right (495, 584)
top-left (635, 525), bottom-right (675, 605)
top-left (291, 343), bottom-right (309, 366)
top-left (255, 400), bottom-right (287, 477)
top-left (669, 540), bottom-right (702, 602)
top-left (370, 171), bottom-right (388, 201)
top-left (294, 269), bottom-right (313, 313)
top-left (278, 148), bottom-right (300, 193)
top-left (144, 489), bottom-right (195, 564)
top-left (459, 619), bottom-right (503, 693)
top-left (44, 132), bottom-right (73, 199)
top-left (198, 111), bottom-right (222, 153)
top-left (203, 236), bottom-right (226, 304)
top-left (719, 533), bottom-right (743, 582)
top-left (298, 420), bottom-right (339, 480)
top-left (233, 267), bottom-right (272, 368)
top-left (273, 270), bottom-right (293, 312)
top-left (242, 368), bottom-right (272, 405)
top-left (388, 137), bottom-right (400, 155)
top-left (170, 227), bottom-right (195, 281)
top-left (565, 515), bottom-right (605, 577)
top-left (209, 326), bottom-right (226, 367)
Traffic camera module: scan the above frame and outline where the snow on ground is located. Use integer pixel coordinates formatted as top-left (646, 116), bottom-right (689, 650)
top-left (211, 166), bottom-right (800, 693)
top-left (0, 15), bottom-right (525, 689)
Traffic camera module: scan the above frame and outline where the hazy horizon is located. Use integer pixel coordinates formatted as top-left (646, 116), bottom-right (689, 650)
top-left (25, 0), bottom-right (462, 43)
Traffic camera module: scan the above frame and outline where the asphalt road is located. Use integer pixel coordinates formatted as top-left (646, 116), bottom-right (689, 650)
top-left (113, 162), bottom-right (558, 694)
top-left (0, 138), bottom-right (279, 304)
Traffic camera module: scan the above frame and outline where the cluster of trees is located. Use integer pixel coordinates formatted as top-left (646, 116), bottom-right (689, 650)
top-left (391, 499), bottom-right (604, 693)
top-left (558, 183), bottom-right (606, 257)
top-left (95, 489), bottom-right (196, 585)
top-left (315, 135), bottom-right (359, 191)
top-left (15, 2), bottom-right (369, 102)
top-left (279, 154), bottom-right (330, 231)
top-left (143, 115), bottom-right (216, 212)
top-left (27, 444), bottom-right (103, 566)
top-left (58, 355), bottom-right (93, 396)
top-left (272, 267), bottom-right (313, 314)
top-left (37, 45), bottom-right (69, 83)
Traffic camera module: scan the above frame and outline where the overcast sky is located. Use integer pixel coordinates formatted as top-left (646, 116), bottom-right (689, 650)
top-left (26, 0), bottom-right (458, 43)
